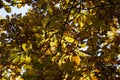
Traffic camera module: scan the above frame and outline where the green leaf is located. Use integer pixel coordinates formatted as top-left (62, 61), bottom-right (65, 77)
top-left (12, 56), bottom-right (20, 63)
top-left (10, 53), bottom-right (18, 59)
top-left (41, 18), bottom-right (49, 28)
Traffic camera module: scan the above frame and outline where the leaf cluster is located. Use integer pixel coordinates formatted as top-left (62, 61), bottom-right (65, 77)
top-left (0, 0), bottom-right (120, 80)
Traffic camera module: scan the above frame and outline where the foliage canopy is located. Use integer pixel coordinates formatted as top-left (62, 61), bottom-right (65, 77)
top-left (0, 0), bottom-right (120, 80)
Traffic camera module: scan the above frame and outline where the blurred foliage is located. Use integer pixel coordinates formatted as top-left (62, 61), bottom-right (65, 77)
top-left (0, 0), bottom-right (120, 80)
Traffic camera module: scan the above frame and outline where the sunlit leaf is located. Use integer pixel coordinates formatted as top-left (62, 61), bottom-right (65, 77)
top-left (16, 76), bottom-right (24, 80)
top-left (80, 43), bottom-right (87, 48)
top-left (20, 54), bottom-right (25, 63)
top-left (12, 56), bottom-right (20, 63)
top-left (80, 22), bottom-right (84, 28)
top-left (34, 33), bottom-right (40, 38)
top-left (12, 0), bottom-right (17, 6)
top-left (71, 56), bottom-right (81, 65)
top-left (45, 49), bottom-right (52, 55)
top-left (17, 4), bottom-right (23, 8)
top-left (4, 4), bottom-right (11, 13)
top-left (1, 78), bottom-right (6, 80)
top-left (17, 1), bottom-right (23, 8)
top-left (64, 37), bottom-right (74, 43)
top-left (66, 0), bottom-right (69, 4)
top-left (24, 55), bottom-right (31, 64)
top-left (22, 43), bottom-right (28, 51)
top-left (107, 31), bottom-right (115, 38)
top-left (50, 39), bottom-right (58, 47)
top-left (75, 48), bottom-right (91, 57)
top-left (91, 76), bottom-right (98, 80)
top-left (23, 64), bottom-right (33, 69)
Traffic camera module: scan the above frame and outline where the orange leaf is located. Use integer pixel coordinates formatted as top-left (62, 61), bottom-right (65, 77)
top-left (71, 56), bottom-right (81, 65)
top-left (91, 76), bottom-right (98, 80)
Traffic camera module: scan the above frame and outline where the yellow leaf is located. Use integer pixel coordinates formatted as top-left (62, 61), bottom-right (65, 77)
top-left (27, 40), bottom-right (32, 49)
top-left (17, 1), bottom-right (23, 8)
top-left (34, 33), bottom-right (40, 38)
top-left (22, 43), bottom-right (28, 51)
top-left (80, 43), bottom-right (86, 48)
top-left (64, 37), bottom-right (74, 43)
top-left (11, 71), bottom-right (16, 76)
top-left (17, 4), bottom-right (22, 8)
top-left (2, 78), bottom-right (6, 80)
top-left (91, 76), bottom-right (98, 80)
top-left (50, 39), bottom-right (58, 47)
top-left (20, 54), bottom-right (25, 63)
top-left (66, 0), bottom-right (69, 3)
top-left (25, 55), bottom-right (31, 64)
top-left (62, 42), bottom-right (66, 48)
top-left (80, 22), bottom-right (84, 28)
top-left (75, 48), bottom-right (91, 57)
top-left (107, 31), bottom-right (115, 38)
top-left (50, 46), bottom-right (56, 51)
top-left (16, 76), bottom-right (24, 80)
top-left (100, 0), bottom-right (104, 3)
top-left (0, 41), bottom-right (2, 46)
top-left (24, 64), bottom-right (33, 69)
top-left (17, 68), bottom-right (21, 73)
top-left (50, 41), bottom-right (54, 46)
top-left (12, 0), bottom-right (17, 6)
top-left (45, 49), bottom-right (52, 55)
top-left (4, 4), bottom-right (11, 13)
